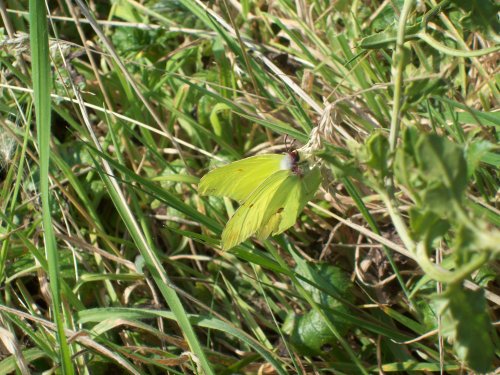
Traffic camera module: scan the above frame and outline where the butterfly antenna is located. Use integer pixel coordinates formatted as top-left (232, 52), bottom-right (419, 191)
top-left (284, 134), bottom-right (290, 152)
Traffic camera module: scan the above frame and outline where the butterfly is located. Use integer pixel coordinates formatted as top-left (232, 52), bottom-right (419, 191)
top-left (199, 151), bottom-right (321, 250)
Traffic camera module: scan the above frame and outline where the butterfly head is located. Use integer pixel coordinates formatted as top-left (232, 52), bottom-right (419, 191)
top-left (280, 150), bottom-right (303, 176)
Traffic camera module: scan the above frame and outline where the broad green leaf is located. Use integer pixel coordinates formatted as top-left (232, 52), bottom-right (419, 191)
top-left (409, 208), bottom-right (450, 244)
top-left (395, 128), bottom-right (468, 216)
top-left (417, 134), bottom-right (467, 206)
top-left (296, 262), bottom-right (354, 306)
top-left (285, 263), bottom-right (355, 356)
top-left (287, 310), bottom-right (337, 356)
top-left (432, 286), bottom-right (494, 373)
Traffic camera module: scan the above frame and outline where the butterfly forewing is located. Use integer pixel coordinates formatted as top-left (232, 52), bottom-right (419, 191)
top-left (199, 154), bottom-right (283, 203)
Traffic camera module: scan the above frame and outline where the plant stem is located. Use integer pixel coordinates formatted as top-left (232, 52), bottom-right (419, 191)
top-left (384, 0), bottom-right (417, 272)
top-left (388, 0), bottom-right (415, 152)
top-left (415, 242), bottom-right (489, 284)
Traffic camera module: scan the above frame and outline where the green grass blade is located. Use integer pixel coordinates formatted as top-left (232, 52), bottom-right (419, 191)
top-left (28, 1), bottom-right (74, 373)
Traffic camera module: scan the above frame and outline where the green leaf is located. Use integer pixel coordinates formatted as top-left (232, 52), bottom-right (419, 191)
top-left (449, 0), bottom-right (500, 36)
top-left (409, 208), bottom-right (450, 244)
top-left (370, 0), bottom-right (405, 31)
top-left (360, 131), bottom-right (390, 176)
top-left (465, 140), bottom-right (496, 177)
top-left (288, 310), bottom-right (336, 356)
top-left (286, 263), bottom-right (355, 356)
top-left (296, 262), bottom-right (354, 306)
top-left (417, 134), bottom-right (467, 203)
top-left (439, 97), bottom-right (500, 128)
top-left (472, 264), bottom-right (497, 287)
top-left (480, 152), bottom-right (500, 168)
top-left (78, 307), bottom-right (288, 375)
top-left (432, 286), bottom-right (494, 373)
top-left (403, 77), bottom-right (448, 108)
top-left (395, 128), bottom-right (468, 216)
top-left (394, 127), bottom-right (420, 195)
top-left (29, 0), bottom-right (74, 373)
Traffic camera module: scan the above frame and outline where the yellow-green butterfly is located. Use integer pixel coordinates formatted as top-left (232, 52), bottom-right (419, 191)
top-left (199, 151), bottom-right (321, 250)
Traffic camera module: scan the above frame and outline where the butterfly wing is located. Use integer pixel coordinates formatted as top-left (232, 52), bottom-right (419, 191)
top-left (276, 167), bottom-right (321, 234)
top-left (222, 167), bottom-right (321, 250)
top-left (221, 170), bottom-right (289, 250)
top-left (199, 154), bottom-right (283, 203)
top-left (257, 167), bottom-right (322, 238)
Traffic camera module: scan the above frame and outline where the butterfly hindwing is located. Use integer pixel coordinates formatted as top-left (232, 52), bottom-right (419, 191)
top-left (221, 170), bottom-right (289, 250)
top-left (199, 154), bottom-right (283, 203)
top-left (258, 167), bottom-right (322, 238)
top-left (278, 167), bottom-right (321, 233)
top-left (254, 175), bottom-right (298, 240)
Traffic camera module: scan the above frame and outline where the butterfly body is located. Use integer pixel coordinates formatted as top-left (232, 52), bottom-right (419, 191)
top-left (199, 152), bottom-right (321, 250)
top-left (280, 150), bottom-right (303, 176)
